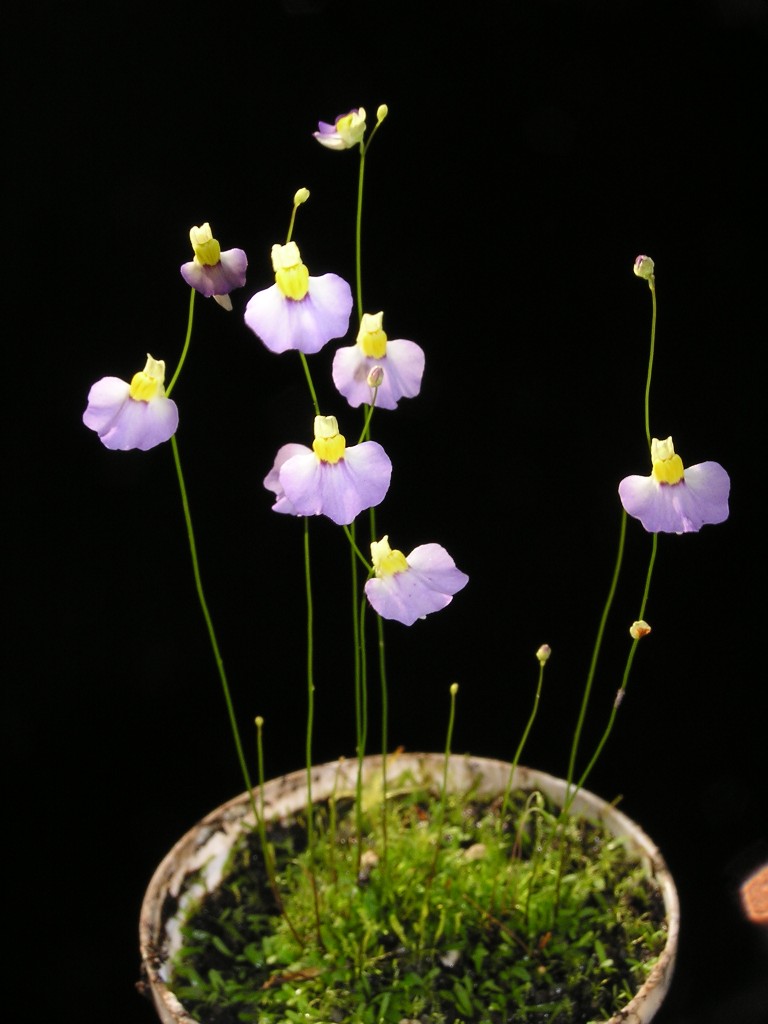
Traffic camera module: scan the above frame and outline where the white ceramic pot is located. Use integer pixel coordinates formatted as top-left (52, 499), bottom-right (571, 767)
top-left (140, 753), bottom-right (679, 1024)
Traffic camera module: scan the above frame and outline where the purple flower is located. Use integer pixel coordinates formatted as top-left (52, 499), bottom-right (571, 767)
top-left (618, 436), bottom-right (730, 534)
top-left (332, 311), bottom-right (425, 410)
top-left (244, 242), bottom-right (353, 354)
top-left (313, 109), bottom-right (367, 150)
top-left (83, 354), bottom-right (179, 451)
top-left (264, 415), bottom-right (392, 526)
top-left (180, 223), bottom-right (247, 311)
top-left (364, 536), bottom-right (469, 626)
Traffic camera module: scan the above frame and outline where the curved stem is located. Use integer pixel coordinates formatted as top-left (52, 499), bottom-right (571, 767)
top-left (165, 289), bottom-right (196, 399)
top-left (170, 434), bottom-right (257, 821)
top-left (565, 510), bottom-right (628, 801)
top-left (301, 516), bottom-right (323, 941)
top-left (574, 532), bottom-right (658, 795)
top-left (501, 660), bottom-right (546, 820)
top-left (644, 277), bottom-right (657, 450)
top-left (355, 147), bottom-right (366, 321)
top-left (298, 352), bottom-right (320, 417)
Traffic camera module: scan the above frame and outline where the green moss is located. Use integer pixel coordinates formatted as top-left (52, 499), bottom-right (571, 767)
top-left (169, 776), bottom-right (667, 1024)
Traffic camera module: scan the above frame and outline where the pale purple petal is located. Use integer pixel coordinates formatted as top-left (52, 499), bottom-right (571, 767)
top-left (405, 544), bottom-right (470, 595)
top-left (180, 248), bottom-right (248, 297)
top-left (244, 274), bottom-right (353, 355)
top-left (278, 440), bottom-right (391, 526)
top-left (264, 443), bottom-right (312, 514)
top-left (83, 377), bottom-right (178, 452)
top-left (365, 543), bottom-right (469, 626)
top-left (618, 461), bottom-right (730, 533)
top-left (313, 123), bottom-right (346, 150)
top-left (332, 338), bottom-right (425, 410)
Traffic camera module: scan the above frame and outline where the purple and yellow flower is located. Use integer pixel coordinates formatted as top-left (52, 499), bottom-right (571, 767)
top-left (332, 311), bottom-right (425, 410)
top-left (180, 223), bottom-right (248, 311)
top-left (313, 109), bottom-right (367, 150)
top-left (83, 354), bottom-right (179, 451)
top-left (244, 242), bottom-right (353, 354)
top-left (264, 415), bottom-right (391, 526)
top-left (364, 536), bottom-right (469, 626)
top-left (618, 436), bottom-right (730, 533)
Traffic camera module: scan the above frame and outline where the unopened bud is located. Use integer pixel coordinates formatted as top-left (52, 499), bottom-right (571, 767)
top-left (293, 187), bottom-right (310, 206)
top-left (450, 682), bottom-right (459, 696)
top-left (376, 104), bottom-right (389, 124)
top-left (629, 620), bottom-right (651, 640)
top-left (633, 255), bottom-right (655, 280)
top-left (536, 644), bottom-right (552, 665)
top-left (367, 365), bottom-right (384, 388)
top-left (255, 715), bottom-right (264, 727)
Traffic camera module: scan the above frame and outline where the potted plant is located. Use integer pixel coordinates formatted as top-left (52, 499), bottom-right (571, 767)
top-left (84, 105), bottom-right (728, 1023)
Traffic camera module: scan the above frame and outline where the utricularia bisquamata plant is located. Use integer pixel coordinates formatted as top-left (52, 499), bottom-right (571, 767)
top-left (84, 105), bottom-right (729, 1023)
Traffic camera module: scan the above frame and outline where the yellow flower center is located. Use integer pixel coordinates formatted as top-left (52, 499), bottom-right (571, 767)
top-left (357, 311), bottom-right (388, 358)
top-left (651, 436), bottom-right (685, 485)
top-left (312, 414), bottom-right (346, 464)
top-left (271, 241), bottom-right (310, 301)
top-left (371, 536), bottom-right (409, 577)
top-left (189, 223), bottom-right (221, 266)
top-left (335, 109), bottom-right (366, 146)
top-left (129, 354), bottom-right (166, 402)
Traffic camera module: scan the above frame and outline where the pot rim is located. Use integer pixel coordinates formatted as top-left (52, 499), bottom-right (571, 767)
top-left (140, 752), bottom-right (679, 1024)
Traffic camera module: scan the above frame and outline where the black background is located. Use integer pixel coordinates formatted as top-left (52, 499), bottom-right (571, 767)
top-left (8, 1), bottom-right (767, 1021)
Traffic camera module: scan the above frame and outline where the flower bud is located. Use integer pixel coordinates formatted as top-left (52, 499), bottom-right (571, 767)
top-left (293, 187), bottom-right (310, 206)
top-left (450, 682), bottom-right (459, 696)
top-left (629, 620), bottom-right (651, 640)
top-left (536, 644), bottom-right (552, 665)
top-left (367, 365), bottom-right (384, 389)
top-left (633, 255), bottom-right (655, 279)
top-left (376, 104), bottom-right (389, 124)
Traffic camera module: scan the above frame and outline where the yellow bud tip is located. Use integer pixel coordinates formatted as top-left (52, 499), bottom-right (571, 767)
top-left (629, 620), bottom-right (652, 640)
top-left (293, 187), bottom-right (310, 206)
top-left (271, 241), bottom-right (309, 300)
top-left (376, 104), bottom-right (389, 124)
top-left (536, 644), bottom-right (552, 665)
top-left (312, 414), bottom-right (346, 463)
top-left (370, 536), bottom-right (409, 577)
top-left (189, 223), bottom-right (221, 266)
top-left (129, 354), bottom-right (166, 402)
top-left (357, 311), bottom-right (388, 358)
top-left (651, 436), bottom-right (685, 484)
top-left (255, 716), bottom-right (264, 727)
top-left (450, 682), bottom-right (459, 695)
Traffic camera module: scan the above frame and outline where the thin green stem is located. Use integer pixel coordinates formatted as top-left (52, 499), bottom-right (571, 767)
top-left (357, 394), bottom-right (377, 444)
top-left (565, 510), bottom-right (628, 801)
top-left (643, 276), bottom-right (657, 450)
top-left (417, 685), bottom-right (459, 958)
top-left (500, 660), bottom-right (546, 820)
top-left (349, 520), bottom-right (363, 754)
top-left (574, 533), bottom-right (658, 795)
top-left (376, 609), bottom-right (389, 865)
top-left (254, 717), bottom-right (304, 946)
top-left (354, 591), bottom-right (369, 874)
top-left (165, 289), bottom-right (196, 399)
top-left (342, 524), bottom-right (372, 571)
top-left (355, 147), bottom-right (366, 321)
top-left (301, 516), bottom-right (323, 942)
top-left (170, 435), bottom-right (257, 821)
top-left (298, 352), bottom-right (320, 417)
